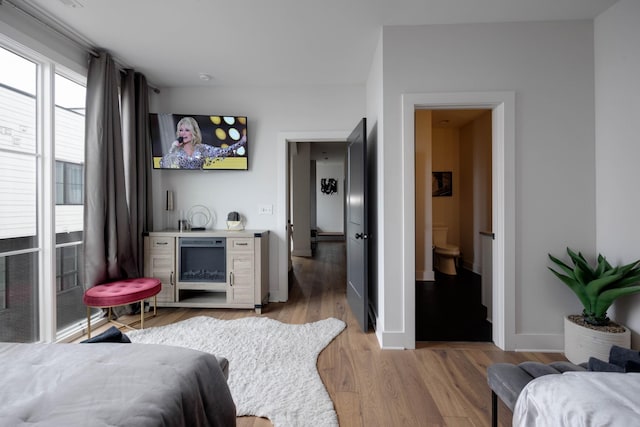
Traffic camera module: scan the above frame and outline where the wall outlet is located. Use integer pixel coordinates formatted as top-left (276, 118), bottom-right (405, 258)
top-left (258, 204), bottom-right (273, 215)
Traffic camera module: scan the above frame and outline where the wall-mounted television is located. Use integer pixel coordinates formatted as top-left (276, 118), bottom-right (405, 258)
top-left (149, 113), bottom-right (248, 170)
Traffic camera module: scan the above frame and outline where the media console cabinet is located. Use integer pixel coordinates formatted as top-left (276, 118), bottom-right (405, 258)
top-left (143, 230), bottom-right (269, 313)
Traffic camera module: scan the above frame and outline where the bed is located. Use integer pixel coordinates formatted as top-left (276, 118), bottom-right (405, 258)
top-left (0, 342), bottom-right (236, 427)
top-left (513, 371), bottom-right (640, 427)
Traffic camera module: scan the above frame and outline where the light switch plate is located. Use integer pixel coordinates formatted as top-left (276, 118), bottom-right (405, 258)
top-left (258, 204), bottom-right (273, 215)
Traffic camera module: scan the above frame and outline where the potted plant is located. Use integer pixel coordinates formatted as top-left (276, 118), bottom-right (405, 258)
top-left (548, 247), bottom-right (640, 364)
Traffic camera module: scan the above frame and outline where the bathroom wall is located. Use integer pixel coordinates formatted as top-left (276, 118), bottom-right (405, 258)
top-left (415, 110), bottom-right (432, 280)
top-left (416, 111), bottom-right (492, 274)
top-left (460, 111), bottom-right (492, 272)
top-left (432, 127), bottom-right (461, 248)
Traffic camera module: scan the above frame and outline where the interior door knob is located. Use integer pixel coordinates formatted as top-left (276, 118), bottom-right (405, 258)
top-left (355, 233), bottom-right (368, 240)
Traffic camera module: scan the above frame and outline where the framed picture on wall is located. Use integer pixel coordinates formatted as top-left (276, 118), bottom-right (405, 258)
top-left (432, 171), bottom-right (452, 197)
top-left (321, 178), bottom-right (338, 195)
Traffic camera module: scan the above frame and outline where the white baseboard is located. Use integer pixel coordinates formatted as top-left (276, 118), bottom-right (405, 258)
top-left (512, 332), bottom-right (565, 353)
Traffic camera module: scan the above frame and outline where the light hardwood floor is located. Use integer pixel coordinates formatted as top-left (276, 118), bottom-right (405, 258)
top-left (81, 242), bottom-right (565, 427)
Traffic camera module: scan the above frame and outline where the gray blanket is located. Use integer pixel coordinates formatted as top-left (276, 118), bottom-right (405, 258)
top-left (0, 342), bottom-right (236, 427)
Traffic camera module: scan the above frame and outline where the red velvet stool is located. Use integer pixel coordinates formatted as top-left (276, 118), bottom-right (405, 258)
top-left (83, 277), bottom-right (161, 338)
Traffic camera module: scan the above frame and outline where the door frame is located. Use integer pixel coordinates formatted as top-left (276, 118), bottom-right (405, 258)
top-left (277, 131), bottom-right (350, 303)
top-left (402, 91), bottom-right (516, 350)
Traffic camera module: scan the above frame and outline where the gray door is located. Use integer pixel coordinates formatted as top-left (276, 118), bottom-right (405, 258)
top-left (346, 118), bottom-right (368, 331)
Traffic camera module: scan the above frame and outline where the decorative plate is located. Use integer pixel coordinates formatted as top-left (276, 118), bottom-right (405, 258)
top-left (188, 205), bottom-right (214, 229)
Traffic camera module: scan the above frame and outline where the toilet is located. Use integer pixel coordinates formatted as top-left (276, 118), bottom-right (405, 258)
top-left (433, 226), bottom-right (460, 275)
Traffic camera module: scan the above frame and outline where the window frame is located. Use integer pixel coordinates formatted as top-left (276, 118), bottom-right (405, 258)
top-left (0, 36), bottom-right (89, 343)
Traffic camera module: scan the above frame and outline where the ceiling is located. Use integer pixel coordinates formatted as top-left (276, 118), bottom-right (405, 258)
top-left (310, 142), bottom-right (347, 162)
top-left (431, 109), bottom-right (488, 128)
top-left (15, 0), bottom-right (616, 88)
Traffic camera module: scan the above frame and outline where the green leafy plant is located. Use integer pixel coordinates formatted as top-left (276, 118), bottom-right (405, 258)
top-left (548, 247), bottom-right (640, 326)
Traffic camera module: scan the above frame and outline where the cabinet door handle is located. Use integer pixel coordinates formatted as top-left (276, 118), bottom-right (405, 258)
top-left (236, 242), bottom-right (248, 246)
top-left (229, 271), bottom-right (234, 286)
top-left (156, 242), bottom-right (168, 246)
top-left (170, 271), bottom-right (174, 286)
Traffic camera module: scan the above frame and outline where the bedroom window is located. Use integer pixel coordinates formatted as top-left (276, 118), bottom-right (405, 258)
top-left (0, 43), bottom-right (87, 342)
top-left (0, 45), bottom-right (39, 342)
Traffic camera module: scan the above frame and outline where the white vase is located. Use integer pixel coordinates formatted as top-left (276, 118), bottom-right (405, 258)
top-left (564, 315), bottom-right (631, 365)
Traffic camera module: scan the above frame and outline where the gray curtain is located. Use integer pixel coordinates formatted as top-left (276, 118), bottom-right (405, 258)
top-left (121, 70), bottom-right (153, 275)
top-left (84, 52), bottom-right (138, 287)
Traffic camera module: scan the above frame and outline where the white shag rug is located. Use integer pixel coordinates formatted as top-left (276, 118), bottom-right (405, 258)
top-left (128, 316), bottom-right (346, 427)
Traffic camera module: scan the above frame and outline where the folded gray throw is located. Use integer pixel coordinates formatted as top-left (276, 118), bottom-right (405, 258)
top-left (81, 326), bottom-right (131, 343)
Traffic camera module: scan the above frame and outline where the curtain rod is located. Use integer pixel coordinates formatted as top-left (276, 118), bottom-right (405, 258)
top-left (2, 0), bottom-right (160, 94)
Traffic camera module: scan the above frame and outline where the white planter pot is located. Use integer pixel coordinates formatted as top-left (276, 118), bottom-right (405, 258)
top-left (564, 315), bottom-right (631, 364)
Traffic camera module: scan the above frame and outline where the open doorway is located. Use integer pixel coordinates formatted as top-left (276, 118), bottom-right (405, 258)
top-left (402, 91), bottom-right (515, 350)
top-left (415, 108), bottom-right (493, 342)
top-left (276, 131), bottom-right (351, 304)
top-left (287, 140), bottom-right (347, 280)
top-left (283, 119), bottom-right (373, 334)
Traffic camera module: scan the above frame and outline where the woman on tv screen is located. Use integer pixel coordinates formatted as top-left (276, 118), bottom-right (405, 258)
top-left (160, 117), bottom-right (214, 169)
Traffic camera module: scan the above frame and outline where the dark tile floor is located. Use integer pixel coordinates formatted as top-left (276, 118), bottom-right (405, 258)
top-left (415, 268), bottom-right (492, 342)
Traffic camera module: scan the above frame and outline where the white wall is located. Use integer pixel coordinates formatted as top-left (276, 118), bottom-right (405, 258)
top-left (460, 111), bottom-right (493, 273)
top-left (291, 142), bottom-right (311, 256)
top-left (316, 161), bottom-right (344, 233)
top-left (595, 0), bottom-right (640, 348)
top-left (366, 31), bottom-right (383, 334)
top-left (153, 85), bottom-right (365, 302)
top-left (380, 21), bottom-right (596, 350)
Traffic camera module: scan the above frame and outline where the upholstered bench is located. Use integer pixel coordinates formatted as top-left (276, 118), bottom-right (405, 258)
top-left (83, 277), bottom-right (162, 338)
top-left (486, 361), bottom-right (586, 427)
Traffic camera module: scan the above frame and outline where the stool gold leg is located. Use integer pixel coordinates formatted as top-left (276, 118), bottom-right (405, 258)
top-left (140, 301), bottom-right (144, 329)
top-left (87, 306), bottom-right (92, 338)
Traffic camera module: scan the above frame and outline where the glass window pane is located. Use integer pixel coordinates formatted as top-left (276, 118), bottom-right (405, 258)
top-left (56, 243), bottom-right (86, 331)
top-left (54, 73), bottom-right (86, 335)
top-left (0, 48), bottom-right (36, 95)
top-left (0, 48), bottom-right (37, 154)
top-left (66, 163), bottom-right (83, 204)
top-left (0, 252), bottom-right (39, 342)
top-left (55, 74), bottom-right (85, 164)
top-left (0, 152), bottom-right (37, 242)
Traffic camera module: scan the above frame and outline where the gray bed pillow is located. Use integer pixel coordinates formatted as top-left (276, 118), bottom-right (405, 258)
top-left (609, 345), bottom-right (640, 368)
top-left (587, 357), bottom-right (625, 372)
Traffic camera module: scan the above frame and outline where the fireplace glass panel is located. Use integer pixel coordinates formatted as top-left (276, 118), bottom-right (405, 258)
top-left (178, 238), bottom-right (226, 283)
